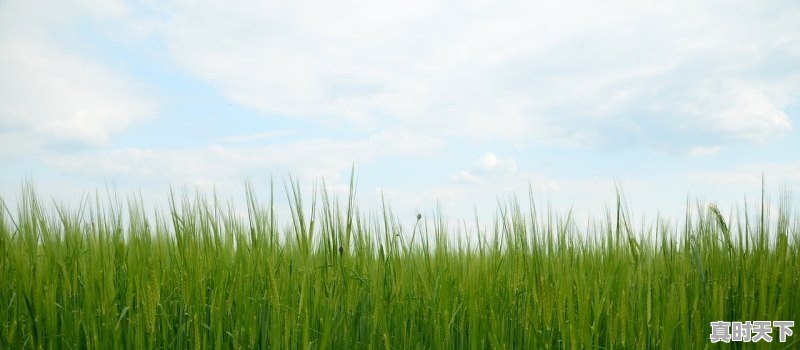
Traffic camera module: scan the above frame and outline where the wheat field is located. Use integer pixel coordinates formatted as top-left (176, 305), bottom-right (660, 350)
top-left (1, 179), bottom-right (798, 349)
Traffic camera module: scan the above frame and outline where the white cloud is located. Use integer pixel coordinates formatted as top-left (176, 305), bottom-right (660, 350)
top-left (688, 161), bottom-right (800, 188)
top-left (679, 80), bottom-right (792, 144)
top-left (451, 171), bottom-right (482, 184)
top-left (0, 40), bottom-right (156, 147)
top-left (0, 0), bottom-right (156, 153)
top-left (151, 0), bottom-right (799, 150)
top-left (474, 153), bottom-right (517, 175)
top-left (45, 129), bottom-right (444, 184)
top-left (688, 145), bottom-right (721, 157)
top-left (453, 153), bottom-right (517, 183)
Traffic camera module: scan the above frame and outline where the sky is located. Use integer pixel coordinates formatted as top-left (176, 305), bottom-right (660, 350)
top-left (2, 0), bottom-right (800, 233)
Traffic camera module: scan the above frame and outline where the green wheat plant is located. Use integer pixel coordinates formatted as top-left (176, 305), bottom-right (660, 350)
top-left (0, 177), bottom-right (798, 349)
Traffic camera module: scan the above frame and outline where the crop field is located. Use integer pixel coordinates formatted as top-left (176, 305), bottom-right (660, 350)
top-left (1, 180), bottom-right (798, 349)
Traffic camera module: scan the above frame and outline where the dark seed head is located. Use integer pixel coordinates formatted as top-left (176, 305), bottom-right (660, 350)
top-left (338, 246), bottom-right (344, 255)
top-left (416, 213), bottom-right (422, 221)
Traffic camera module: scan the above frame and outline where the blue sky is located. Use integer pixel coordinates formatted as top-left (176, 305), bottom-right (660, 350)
top-left (2, 0), bottom-right (799, 230)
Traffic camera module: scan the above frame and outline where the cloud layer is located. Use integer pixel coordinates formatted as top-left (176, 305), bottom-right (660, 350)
top-left (158, 0), bottom-right (798, 150)
top-left (2, 0), bottom-right (799, 229)
top-left (0, 0), bottom-right (156, 153)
